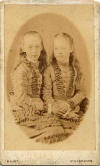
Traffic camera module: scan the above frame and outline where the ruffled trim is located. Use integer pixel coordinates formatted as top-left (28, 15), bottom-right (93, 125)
top-left (52, 62), bottom-right (75, 98)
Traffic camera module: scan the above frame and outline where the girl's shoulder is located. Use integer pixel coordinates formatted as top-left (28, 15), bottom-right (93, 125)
top-left (11, 61), bottom-right (29, 78)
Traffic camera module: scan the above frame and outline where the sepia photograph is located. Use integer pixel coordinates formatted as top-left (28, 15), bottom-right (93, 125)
top-left (0, 0), bottom-right (100, 165)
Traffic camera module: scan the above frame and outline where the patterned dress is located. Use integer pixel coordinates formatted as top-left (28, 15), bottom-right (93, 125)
top-left (10, 58), bottom-right (43, 125)
top-left (43, 61), bottom-right (86, 114)
top-left (35, 60), bottom-right (88, 143)
top-left (10, 58), bottom-right (63, 142)
top-left (10, 58), bottom-right (88, 143)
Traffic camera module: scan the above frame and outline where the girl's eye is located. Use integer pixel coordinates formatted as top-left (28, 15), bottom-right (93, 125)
top-left (29, 46), bottom-right (33, 49)
top-left (29, 45), bottom-right (40, 49)
top-left (35, 46), bottom-right (39, 48)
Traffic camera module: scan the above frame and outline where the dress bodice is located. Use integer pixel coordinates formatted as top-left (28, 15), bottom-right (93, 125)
top-left (11, 59), bottom-right (42, 101)
top-left (52, 63), bottom-right (75, 99)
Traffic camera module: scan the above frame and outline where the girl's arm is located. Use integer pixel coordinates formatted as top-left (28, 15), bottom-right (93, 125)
top-left (67, 90), bottom-right (86, 109)
top-left (11, 64), bottom-right (35, 106)
top-left (67, 75), bottom-right (87, 109)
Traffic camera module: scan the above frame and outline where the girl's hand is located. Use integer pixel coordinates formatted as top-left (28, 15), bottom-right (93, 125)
top-left (51, 100), bottom-right (72, 116)
top-left (31, 98), bottom-right (44, 111)
top-left (35, 101), bottom-right (43, 111)
top-left (59, 103), bottom-right (71, 115)
top-left (56, 102), bottom-right (72, 116)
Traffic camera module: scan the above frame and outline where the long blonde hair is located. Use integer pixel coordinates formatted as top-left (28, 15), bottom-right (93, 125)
top-left (52, 33), bottom-right (82, 87)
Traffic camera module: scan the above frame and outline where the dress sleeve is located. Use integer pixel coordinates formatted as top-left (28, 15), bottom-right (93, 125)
top-left (68, 73), bottom-right (86, 107)
top-left (43, 66), bottom-right (54, 105)
top-left (68, 90), bottom-right (85, 107)
top-left (10, 64), bottom-right (32, 106)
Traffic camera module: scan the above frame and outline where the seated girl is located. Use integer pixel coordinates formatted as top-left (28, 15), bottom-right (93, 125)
top-left (10, 31), bottom-right (66, 143)
top-left (43, 33), bottom-right (87, 120)
top-left (10, 31), bottom-right (47, 125)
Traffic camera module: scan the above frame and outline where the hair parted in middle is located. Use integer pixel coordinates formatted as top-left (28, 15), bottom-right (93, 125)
top-left (52, 32), bottom-right (82, 84)
top-left (18, 31), bottom-right (47, 73)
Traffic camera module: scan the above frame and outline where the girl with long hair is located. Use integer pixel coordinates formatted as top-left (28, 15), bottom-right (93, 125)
top-left (10, 31), bottom-right (47, 126)
top-left (43, 33), bottom-right (87, 120)
top-left (34, 33), bottom-right (88, 144)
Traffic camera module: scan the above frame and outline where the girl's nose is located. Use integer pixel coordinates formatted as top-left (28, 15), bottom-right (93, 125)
top-left (31, 47), bottom-right (37, 53)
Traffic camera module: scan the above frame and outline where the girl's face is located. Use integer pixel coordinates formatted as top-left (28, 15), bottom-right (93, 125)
top-left (23, 34), bottom-right (42, 63)
top-left (54, 36), bottom-right (72, 65)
